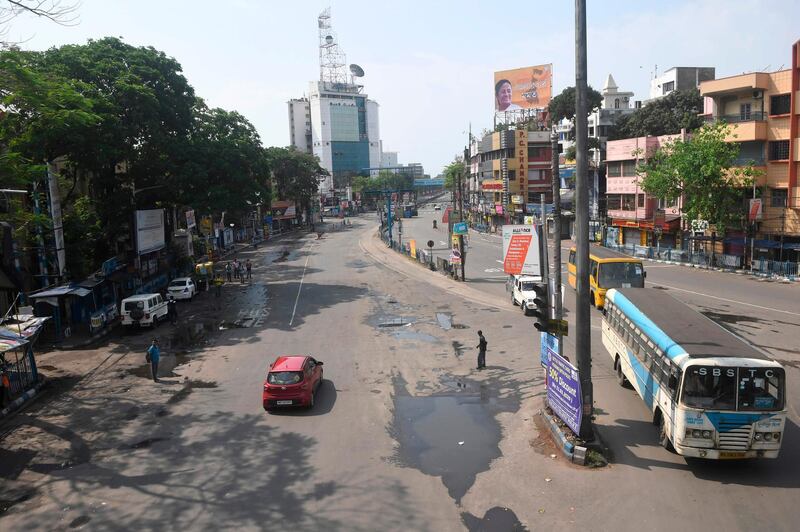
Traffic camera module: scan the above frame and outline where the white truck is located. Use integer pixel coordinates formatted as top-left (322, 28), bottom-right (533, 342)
top-left (509, 274), bottom-right (544, 316)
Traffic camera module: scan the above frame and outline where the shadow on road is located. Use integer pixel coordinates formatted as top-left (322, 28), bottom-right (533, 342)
top-left (267, 380), bottom-right (337, 417)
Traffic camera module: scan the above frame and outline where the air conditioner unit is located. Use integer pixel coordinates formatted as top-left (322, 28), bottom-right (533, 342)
top-left (753, 90), bottom-right (763, 98)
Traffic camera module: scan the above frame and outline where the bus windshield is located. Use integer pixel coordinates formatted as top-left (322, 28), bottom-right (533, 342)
top-left (598, 262), bottom-right (644, 288)
top-left (681, 366), bottom-right (785, 411)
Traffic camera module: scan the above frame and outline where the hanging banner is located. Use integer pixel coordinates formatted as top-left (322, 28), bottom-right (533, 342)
top-left (502, 224), bottom-right (541, 275)
top-left (46, 163), bottom-right (66, 276)
top-left (409, 239), bottom-right (417, 257)
top-left (185, 209), bottom-right (197, 230)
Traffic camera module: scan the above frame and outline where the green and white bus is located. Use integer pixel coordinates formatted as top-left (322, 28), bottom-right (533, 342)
top-left (602, 288), bottom-right (787, 459)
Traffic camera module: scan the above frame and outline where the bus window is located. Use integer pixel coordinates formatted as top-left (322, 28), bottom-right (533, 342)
top-left (598, 262), bottom-right (645, 288)
top-left (682, 366), bottom-right (736, 410)
top-left (568, 250), bottom-right (576, 265)
top-left (591, 261), bottom-right (599, 281)
top-left (738, 368), bottom-right (784, 411)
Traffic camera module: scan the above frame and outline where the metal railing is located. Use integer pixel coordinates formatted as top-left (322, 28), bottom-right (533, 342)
top-left (603, 242), bottom-right (798, 279)
top-left (704, 112), bottom-right (768, 124)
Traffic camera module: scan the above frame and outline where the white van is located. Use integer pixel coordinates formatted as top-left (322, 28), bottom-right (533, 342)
top-left (121, 293), bottom-right (169, 327)
top-left (509, 274), bottom-right (544, 315)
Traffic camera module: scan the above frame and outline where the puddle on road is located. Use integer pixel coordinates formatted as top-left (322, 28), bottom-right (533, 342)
top-left (127, 352), bottom-right (191, 380)
top-left (392, 330), bottom-right (438, 343)
top-left (461, 507), bottom-right (528, 531)
top-left (390, 375), bottom-right (519, 504)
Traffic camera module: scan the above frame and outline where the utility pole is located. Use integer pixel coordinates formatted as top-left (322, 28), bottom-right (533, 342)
top-left (551, 129), bottom-right (563, 326)
top-left (458, 169), bottom-right (466, 281)
top-left (574, 0), bottom-right (594, 440)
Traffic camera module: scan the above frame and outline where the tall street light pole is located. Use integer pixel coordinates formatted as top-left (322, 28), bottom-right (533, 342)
top-left (575, 0), bottom-right (594, 440)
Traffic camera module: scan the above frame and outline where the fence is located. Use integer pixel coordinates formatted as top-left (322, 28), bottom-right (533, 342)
top-left (1, 346), bottom-right (38, 399)
top-left (382, 231), bottom-right (460, 278)
top-left (603, 242), bottom-right (798, 279)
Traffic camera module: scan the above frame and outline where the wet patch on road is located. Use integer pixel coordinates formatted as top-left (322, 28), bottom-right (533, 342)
top-left (389, 374), bottom-right (520, 504)
top-left (68, 515), bottom-right (92, 528)
top-left (461, 507), bottom-right (528, 531)
top-left (127, 352), bottom-right (192, 380)
top-left (452, 341), bottom-right (465, 359)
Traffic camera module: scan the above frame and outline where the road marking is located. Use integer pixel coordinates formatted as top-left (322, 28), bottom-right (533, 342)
top-left (440, 241), bottom-right (447, 246)
top-left (289, 253), bottom-right (311, 327)
top-left (651, 282), bottom-right (800, 318)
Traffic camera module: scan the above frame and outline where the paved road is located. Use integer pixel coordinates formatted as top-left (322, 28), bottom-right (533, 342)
top-left (2, 214), bottom-right (799, 530)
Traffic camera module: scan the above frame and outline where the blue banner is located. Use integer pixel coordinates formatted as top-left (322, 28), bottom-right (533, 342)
top-left (414, 178), bottom-right (445, 187)
top-left (540, 332), bottom-right (558, 368)
top-left (546, 350), bottom-right (583, 435)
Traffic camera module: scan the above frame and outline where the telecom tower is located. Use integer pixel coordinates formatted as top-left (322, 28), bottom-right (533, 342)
top-left (318, 8), bottom-right (348, 85)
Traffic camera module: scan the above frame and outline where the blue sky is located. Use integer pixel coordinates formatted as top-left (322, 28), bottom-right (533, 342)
top-left (6, 0), bottom-right (799, 175)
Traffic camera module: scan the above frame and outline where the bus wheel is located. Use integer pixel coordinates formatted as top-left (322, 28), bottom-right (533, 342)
top-left (658, 413), bottom-right (675, 452)
top-left (615, 357), bottom-right (628, 387)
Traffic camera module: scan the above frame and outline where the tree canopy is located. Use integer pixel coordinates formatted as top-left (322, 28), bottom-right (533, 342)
top-left (548, 85), bottom-right (603, 124)
top-left (609, 89), bottom-right (704, 140)
top-left (637, 122), bottom-right (759, 235)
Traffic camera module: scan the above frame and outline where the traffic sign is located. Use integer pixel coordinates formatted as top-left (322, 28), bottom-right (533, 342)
top-left (453, 222), bottom-right (468, 235)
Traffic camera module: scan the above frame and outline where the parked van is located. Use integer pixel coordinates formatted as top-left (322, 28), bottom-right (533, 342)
top-left (509, 274), bottom-right (544, 315)
top-left (121, 293), bottom-right (169, 328)
top-left (567, 245), bottom-right (645, 309)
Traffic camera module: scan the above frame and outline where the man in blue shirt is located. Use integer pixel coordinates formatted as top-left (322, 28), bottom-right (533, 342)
top-left (147, 339), bottom-right (160, 382)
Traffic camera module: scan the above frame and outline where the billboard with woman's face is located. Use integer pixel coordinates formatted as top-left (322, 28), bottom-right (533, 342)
top-left (494, 64), bottom-right (553, 112)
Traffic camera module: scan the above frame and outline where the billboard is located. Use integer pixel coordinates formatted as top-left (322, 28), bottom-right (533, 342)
top-left (546, 349), bottom-right (583, 435)
top-left (502, 224), bottom-right (542, 276)
top-left (135, 209), bottom-right (166, 256)
top-left (494, 64), bottom-right (553, 112)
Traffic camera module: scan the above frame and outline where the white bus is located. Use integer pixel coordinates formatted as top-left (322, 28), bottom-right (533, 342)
top-left (602, 288), bottom-right (786, 459)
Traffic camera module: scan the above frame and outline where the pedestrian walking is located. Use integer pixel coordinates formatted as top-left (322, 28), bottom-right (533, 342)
top-left (167, 296), bottom-right (178, 325)
top-left (476, 330), bottom-right (487, 370)
top-left (246, 259), bottom-right (252, 280)
top-left (225, 262), bottom-right (232, 282)
top-left (146, 339), bottom-right (161, 382)
top-left (232, 258), bottom-right (240, 280)
top-left (213, 275), bottom-right (223, 310)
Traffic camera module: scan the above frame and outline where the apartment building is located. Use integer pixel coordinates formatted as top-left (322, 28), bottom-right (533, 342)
top-left (699, 40), bottom-right (800, 259)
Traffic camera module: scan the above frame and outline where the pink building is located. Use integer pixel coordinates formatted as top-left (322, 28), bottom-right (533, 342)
top-left (605, 132), bottom-right (687, 247)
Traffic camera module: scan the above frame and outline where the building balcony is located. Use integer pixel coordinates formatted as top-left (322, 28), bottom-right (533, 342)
top-left (700, 73), bottom-right (770, 97)
top-left (703, 114), bottom-right (768, 142)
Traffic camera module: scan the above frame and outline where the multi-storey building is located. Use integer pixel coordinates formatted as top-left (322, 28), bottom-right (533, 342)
top-left (468, 129), bottom-right (553, 229)
top-left (699, 40), bottom-right (800, 260)
top-left (605, 133), bottom-right (687, 249)
top-left (648, 66), bottom-right (715, 101)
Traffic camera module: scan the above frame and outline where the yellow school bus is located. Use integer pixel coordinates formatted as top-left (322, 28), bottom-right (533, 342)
top-left (567, 245), bottom-right (645, 308)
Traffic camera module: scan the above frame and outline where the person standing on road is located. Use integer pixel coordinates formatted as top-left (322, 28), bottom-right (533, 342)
top-left (213, 274), bottom-right (223, 310)
top-left (147, 339), bottom-right (161, 383)
top-left (232, 258), bottom-right (240, 280)
top-left (225, 262), bottom-right (232, 282)
top-left (167, 296), bottom-right (178, 325)
top-left (476, 330), bottom-right (487, 370)
top-left (246, 259), bottom-right (252, 280)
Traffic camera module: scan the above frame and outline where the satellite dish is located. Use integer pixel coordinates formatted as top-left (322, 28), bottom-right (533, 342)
top-left (349, 64), bottom-right (365, 77)
top-left (325, 35), bottom-right (334, 44)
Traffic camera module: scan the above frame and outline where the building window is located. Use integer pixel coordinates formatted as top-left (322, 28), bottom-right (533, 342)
top-left (768, 140), bottom-right (789, 161)
top-left (662, 81), bottom-right (675, 94)
top-left (771, 188), bottom-right (788, 207)
top-left (607, 162), bottom-right (621, 177)
top-left (770, 94), bottom-right (791, 115)
top-left (622, 160), bottom-right (636, 176)
top-left (607, 195), bottom-right (621, 210)
top-left (528, 147), bottom-right (542, 158)
top-left (622, 194), bottom-right (636, 210)
top-left (638, 194), bottom-right (645, 208)
top-left (614, 99), bottom-right (620, 109)
top-left (740, 103), bottom-right (751, 121)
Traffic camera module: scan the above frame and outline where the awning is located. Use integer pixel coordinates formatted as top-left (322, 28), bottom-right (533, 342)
top-left (79, 277), bottom-right (105, 289)
top-left (71, 287), bottom-right (92, 297)
top-left (28, 286), bottom-right (77, 298)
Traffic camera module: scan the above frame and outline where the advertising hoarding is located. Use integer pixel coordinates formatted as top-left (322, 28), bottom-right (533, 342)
top-left (185, 209), bottom-right (196, 230)
top-left (502, 225), bottom-right (541, 275)
top-left (135, 209), bottom-right (166, 255)
top-left (494, 64), bottom-right (553, 112)
top-left (546, 350), bottom-right (583, 435)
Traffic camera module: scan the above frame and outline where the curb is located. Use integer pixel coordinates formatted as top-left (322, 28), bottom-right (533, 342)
top-left (541, 406), bottom-right (575, 459)
top-left (0, 378), bottom-right (46, 420)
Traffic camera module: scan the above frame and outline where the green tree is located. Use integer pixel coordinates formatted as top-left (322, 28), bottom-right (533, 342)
top-left (637, 122), bottom-right (758, 235)
top-left (265, 147), bottom-right (328, 225)
top-left (609, 89), bottom-right (703, 140)
top-left (443, 159), bottom-right (465, 190)
top-left (548, 85), bottom-right (603, 124)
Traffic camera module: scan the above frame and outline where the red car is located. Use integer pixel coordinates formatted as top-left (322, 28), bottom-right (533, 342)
top-left (263, 355), bottom-right (324, 411)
